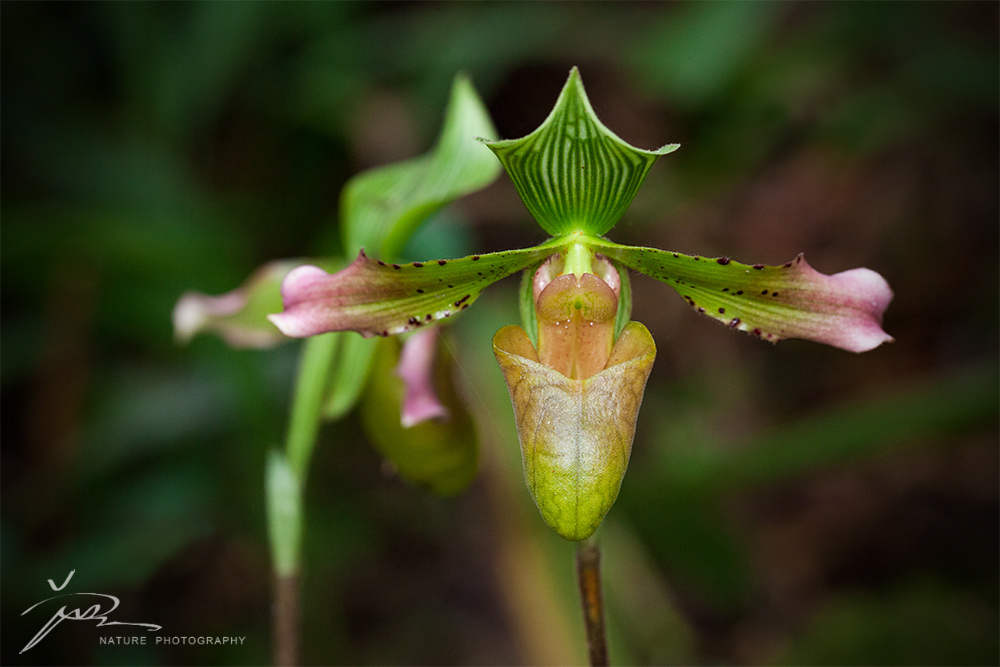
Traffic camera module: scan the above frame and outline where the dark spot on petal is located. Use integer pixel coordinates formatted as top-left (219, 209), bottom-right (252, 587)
top-left (381, 331), bottom-right (389, 337)
top-left (752, 328), bottom-right (762, 336)
top-left (722, 287), bottom-right (729, 292)
top-left (717, 257), bottom-right (730, 265)
top-left (447, 284), bottom-right (453, 289)
top-left (698, 307), bottom-right (706, 313)
top-left (416, 289), bottom-right (424, 294)
top-left (477, 272), bottom-right (483, 276)
top-left (693, 256), bottom-right (701, 261)
top-left (718, 307), bottom-right (726, 314)
top-left (438, 260), bottom-right (447, 266)
top-left (783, 262), bottom-right (793, 268)
top-left (460, 303), bottom-right (469, 310)
top-left (414, 320), bottom-right (423, 327)
top-left (392, 264), bottom-right (401, 269)
top-left (672, 253), bottom-right (679, 258)
top-left (736, 290), bottom-right (743, 295)
top-left (454, 294), bottom-right (471, 307)
top-left (425, 314), bottom-right (432, 321)
top-left (472, 255), bottom-right (480, 261)
top-left (729, 318), bottom-right (741, 328)
top-left (772, 292), bottom-right (779, 297)
top-left (408, 317), bottom-right (418, 325)
top-left (443, 311), bottom-right (451, 318)
top-left (413, 262), bottom-right (424, 268)
top-left (753, 264), bottom-right (764, 270)
top-left (761, 290), bottom-right (768, 295)
top-left (377, 260), bottom-right (386, 266)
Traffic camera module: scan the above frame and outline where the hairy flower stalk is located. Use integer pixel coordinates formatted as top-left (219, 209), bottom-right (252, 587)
top-left (266, 67), bottom-right (894, 541)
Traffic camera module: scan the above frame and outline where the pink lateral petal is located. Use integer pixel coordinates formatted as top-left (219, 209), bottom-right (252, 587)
top-left (174, 260), bottom-right (298, 349)
top-left (267, 265), bottom-right (337, 338)
top-left (173, 291), bottom-right (246, 340)
top-left (818, 266), bottom-right (895, 352)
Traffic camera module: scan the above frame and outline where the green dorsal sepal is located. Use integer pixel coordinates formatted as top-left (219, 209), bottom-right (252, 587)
top-left (480, 67), bottom-right (678, 237)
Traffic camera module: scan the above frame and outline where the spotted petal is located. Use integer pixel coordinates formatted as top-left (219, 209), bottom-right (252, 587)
top-left (493, 321), bottom-right (656, 541)
top-left (269, 241), bottom-right (565, 339)
top-left (591, 238), bottom-right (893, 352)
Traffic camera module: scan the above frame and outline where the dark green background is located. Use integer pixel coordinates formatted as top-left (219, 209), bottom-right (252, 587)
top-left (3, 3), bottom-right (997, 665)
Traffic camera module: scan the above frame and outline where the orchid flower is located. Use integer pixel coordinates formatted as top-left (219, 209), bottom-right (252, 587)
top-left (174, 75), bottom-right (502, 497)
top-left (269, 68), bottom-right (893, 541)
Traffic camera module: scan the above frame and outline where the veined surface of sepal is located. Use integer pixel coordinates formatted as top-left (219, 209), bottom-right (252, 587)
top-left (492, 321), bottom-right (656, 541)
top-left (481, 67), bottom-right (679, 237)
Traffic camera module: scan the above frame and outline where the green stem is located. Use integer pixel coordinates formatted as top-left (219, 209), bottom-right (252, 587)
top-left (267, 332), bottom-right (340, 666)
top-left (576, 538), bottom-right (609, 666)
top-left (285, 333), bottom-right (341, 478)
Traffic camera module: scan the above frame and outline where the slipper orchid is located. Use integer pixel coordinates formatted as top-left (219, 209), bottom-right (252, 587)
top-left (269, 68), bottom-right (893, 540)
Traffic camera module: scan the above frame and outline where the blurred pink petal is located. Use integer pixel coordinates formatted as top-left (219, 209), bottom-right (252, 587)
top-left (173, 260), bottom-right (301, 349)
top-left (395, 327), bottom-right (449, 427)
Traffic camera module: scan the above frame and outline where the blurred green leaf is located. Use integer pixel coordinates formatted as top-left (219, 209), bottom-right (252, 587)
top-left (602, 520), bottom-right (696, 665)
top-left (774, 578), bottom-right (999, 666)
top-left (696, 364), bottom-right (997, 492)
top-left (106, 2), bottom-right (276, 138)
top-left (631, 2), bottom-right (780, 107)
top-left (341, 73), bottom-right (501, 260)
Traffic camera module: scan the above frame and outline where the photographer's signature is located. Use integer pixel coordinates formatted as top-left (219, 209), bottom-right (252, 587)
top-left (20, 570), bottom-right (161, 654)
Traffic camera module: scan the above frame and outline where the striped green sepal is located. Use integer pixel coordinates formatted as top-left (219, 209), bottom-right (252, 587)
top-left (481, 67), bottom-right (678, 237)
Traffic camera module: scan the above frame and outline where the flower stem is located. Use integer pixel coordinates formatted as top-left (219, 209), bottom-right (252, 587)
top-left (268, 332), bottom-right (340, 666)
top-left (286, 333), bottom-right (341, 478)
top-left (576, 538), bottom-right (609, 666)
top-left (273, 572), bottom-right (300, 667)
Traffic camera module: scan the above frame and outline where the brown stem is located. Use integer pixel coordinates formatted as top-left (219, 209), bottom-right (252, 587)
top-left (576, 540), bottom-right (609, 666)
top-left (273, 573), bottom-right (300, 666)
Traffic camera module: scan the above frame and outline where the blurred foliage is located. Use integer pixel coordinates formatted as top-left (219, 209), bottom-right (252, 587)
top-left (2, 2), bottom-right (997, 666)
